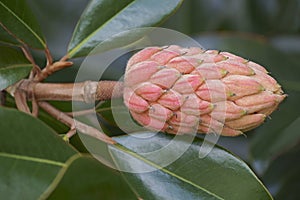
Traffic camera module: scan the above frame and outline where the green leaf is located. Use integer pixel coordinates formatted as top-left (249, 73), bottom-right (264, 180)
top-left (38, 109), bottom-right (69, 134)
top-left (262, 145), bottom-right (300, 200)
top-left (0, 107), bottom-right (77, 164)
top-left (196, 34), bottom-right (300, 169)
top-left (0, 0), bottom-right (46, 49)
top-left (0, 26), bottom-right (20, 46)
top-left (0, 46), bottom-right (33, 90)
top-left (0, 107), bottom-right (136, 199)
top-left (0, 107), bottom-right (77, 199)
top-left (68, 0), bottom-right (184, 58)
top-left (251, 113), bottom-right (300, 166)
top-left (0, 155), bottom-right (64, 200)
top-left (3, 95), bottom-right (69, 134)
top-left (47, 156), bottom-right (136, 200)
top-left (96, 99), bottom-right (129, 128)
top-left (109, 133), bottom-right (273, 200)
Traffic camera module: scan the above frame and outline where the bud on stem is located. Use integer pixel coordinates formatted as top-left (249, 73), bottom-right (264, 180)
top-left (123, 45), bottom-right (286, 136)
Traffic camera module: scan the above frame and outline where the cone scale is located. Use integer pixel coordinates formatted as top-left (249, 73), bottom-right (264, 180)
top-left (123, 45), bottom-right (286, 136)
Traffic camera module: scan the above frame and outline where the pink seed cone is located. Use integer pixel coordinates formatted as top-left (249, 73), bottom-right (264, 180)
top-left (124, 46), bottom-right (286, 136)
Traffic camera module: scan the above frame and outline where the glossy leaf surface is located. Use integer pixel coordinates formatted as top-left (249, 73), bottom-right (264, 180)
top-left (0, 107), bottom-right (76, 199)
top-left (68, 0), bottom-right (184, 57)
top-left (0, 26), bottom-right (20, 46)
top-left (0, 46), bottom-right (32, 90)
top-left (262, 145), bottom-right (300, 200)
top-left (47, 156), bottom-right (136, 200)
top-left (109, 133), bottom-right (273, 200)
top-left (0, 0), bottom-right (46, 49)
top-left (0, 107), bottom-right (136, 199)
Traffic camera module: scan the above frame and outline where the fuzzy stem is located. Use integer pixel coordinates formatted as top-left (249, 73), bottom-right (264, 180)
top-left (96, 81), bottom-right (124, 101)
top-left (20, 80), bottom-right (124, 102)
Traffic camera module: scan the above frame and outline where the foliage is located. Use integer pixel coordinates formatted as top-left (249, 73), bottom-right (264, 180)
top-left (0, 0), bottom-right (299, 199)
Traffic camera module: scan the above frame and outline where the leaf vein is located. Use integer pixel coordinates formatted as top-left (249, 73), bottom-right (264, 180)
top-left (38, 153), bottom-right (82, 200)
top-left (68, 0), bottom-right (135, 57)
top-left (0, 1), bottom-right (46, 48)
top-left (114, 144), bottom-right (225, 200)
top-left (0, 152), bottom-right (65, 167)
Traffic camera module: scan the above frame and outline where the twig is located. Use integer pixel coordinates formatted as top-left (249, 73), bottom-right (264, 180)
top-left (45, 47), bottom-right (53, 66)
top-left (59, 54), bottom-right (70, 62)
top-left (65, 128), bottom-right (77, 141)
top-left (38, 101), bottom-right (116, 144)
top-left (21, 80), bottom-right (124, 102)
top-left (20, 45), bottom-right (36, 66)
top-left (0, 23), bottom-right (45, 81)
top-left (33, 49), bottom-right (71, 82)
top-left (33, 61), bottom-right (73, 82)
top-left (0, 22), bottom-right (25, 45)
top-left (20, 45), bottom-right (41, 79)
top-left (31, 95), bottom-right (39, 117)
top-left (14, 89), bottom-right (31, 114)
top-left (1, 21), bottom-right (60, 82)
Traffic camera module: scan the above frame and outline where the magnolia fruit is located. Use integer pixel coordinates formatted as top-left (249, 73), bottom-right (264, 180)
top-left (123, 45), bottom-right (286, 136)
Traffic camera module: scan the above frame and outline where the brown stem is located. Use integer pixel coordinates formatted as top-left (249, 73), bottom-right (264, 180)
top-left (21, 46), bottom-right (36, 66)
top-left (38, 101), bottom-right (116, 144)
top-left (20, 80), bottom-right (124, 102)
top-left (60, 54), bottom-right (70, 62)
top-left (31, 95), bottom-right (39, 117)
top-left (32, 46), bottom-right (56, 82)
top-left (33, 61), bottom-right (73, 82)
top-left (20, 46), bottom-right (41, 79)
top-left (0, 23), bottom-right (47, 81)
top-left (14, 89), bottom-right (31, 114)
top-left (0, 22), bottom-right (25, 46)
top-left (45, 47), bottom-right (53, 66)
top-left (1, 23), bottom-right (43, 81)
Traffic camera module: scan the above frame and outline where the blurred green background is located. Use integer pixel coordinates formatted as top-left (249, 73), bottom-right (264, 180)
top-left (27, 0), bottom-right (300, 199)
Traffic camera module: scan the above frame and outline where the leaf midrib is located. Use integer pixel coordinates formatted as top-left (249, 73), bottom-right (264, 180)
top-left (0, 152), bottom-right (65, 167)
top-left (68, 0), bottom-right (135, 57)
top-left (38, 153), bottom-right (82, 200)
top-left (0, 1), bottom-right (46, 48)
top-left (113, 144), bottom-right (225, 200)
